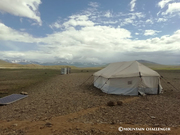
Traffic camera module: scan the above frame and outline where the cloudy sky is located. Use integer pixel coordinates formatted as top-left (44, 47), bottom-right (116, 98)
top-left (0, 0), bottom-right (180, 65)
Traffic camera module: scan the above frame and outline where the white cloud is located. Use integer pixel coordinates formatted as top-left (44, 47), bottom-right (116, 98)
top-left (144, 30), bottom-right (161, 36)
top-left (44, 25), bottom-right (132, 46)
top-left (88, 2), bottom-right (99, 8)
top-left (103, 21), bottom-right (118, 24)
top-left (50, 7), bottom-right (145, 29)
top-left (145, 31), bottom-right (180, 48)
top-left (0, 22), bottom-right (38, 43)
top-left (1, 28), bottom-right (180, 64)
top-left (49, 22), bottom-right (61, 29)
top-left (158, 0), bottom-right (173, 8)
top-left (0, 20), bottom-right (132, 63)
top-left (122, 12), bottom-right (145, 19)
top-left (0, 0), bottom-right (42, 25)
top-left (20, 18), bottom-right (23, 23)
top-left (157, 18), bottom-right (167, 22)
top-left (130, 0), bottom-right (136, 11)
top-left (63, 15), bottom-right (95, 28)
top-left (0, 2), bottom-right (180, 64)
top-left (146, 19), bottom-right (153, 24)
top-left (121, 18), bottom-right (134, 26)
top-left (157, 11), bottom-right (161, 16)
top-left (49, 20), bottom-right (62, 29)
top-left (20, 28), bottom-right (26, 31)
top-left (131, 12), bottom-right (145, 18)
top-left (164, 2), bottom-right (180, 15)
top-left (104, 11), bottom-right (112, 18)
top-left (1, 25), bottom-right (180, 64)
top-left (120, 12), bottom-right (145, 27)
top-left (50, 15), bottom-right (95, 29)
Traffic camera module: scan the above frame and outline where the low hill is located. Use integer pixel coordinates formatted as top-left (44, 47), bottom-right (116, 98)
top-left (0, 59), bottom-right (20, 67)
top-left (137, 60), bottom-right (163, 68)
top-left (137, 60), bottom-right (160, 65)
top-left (0, 59), bottom-right (180, 70)
top-left (137, 60), bottom-right (180, 70)
top-left (0, 59), bottom-right (76, 69)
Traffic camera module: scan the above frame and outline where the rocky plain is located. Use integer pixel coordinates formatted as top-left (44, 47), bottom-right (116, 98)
top-left (0, 69), bottom-right (180, 135)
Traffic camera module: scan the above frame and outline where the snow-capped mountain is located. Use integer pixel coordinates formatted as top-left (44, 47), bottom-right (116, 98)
top-left (4, 59), bottom-right (41, 65)
top-left (3, 59), bottom-right (106, 67)
top-left (4, 59), bottom-right (162, 67)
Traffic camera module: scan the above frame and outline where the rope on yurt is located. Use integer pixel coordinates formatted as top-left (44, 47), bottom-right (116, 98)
top-left (88, 76), bottom-right (101, 89)
top-left (138, 72), bottom-right (148, 100)
top-left (100, 79), bottom-right (109, 90)
top-left (79, 74), bottom-right (93, 86)
top-left (159, 76), bottom-right (179, 116)
top-left (161, 76), bottom-right (179, 91)
top-left (160, 77), bottom-right (173, 92)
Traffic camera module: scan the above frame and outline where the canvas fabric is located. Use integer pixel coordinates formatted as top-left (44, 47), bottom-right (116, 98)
top-left (93, 61), bottom-right (160, 78)
top-left (93, 61), bottom-right (162, 95)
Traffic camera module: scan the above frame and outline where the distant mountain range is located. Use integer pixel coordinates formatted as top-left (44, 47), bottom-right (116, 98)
top-left (1, 59), bottom-right (180, 69)
top-left (136, 60), bottom-right (159, 65)
top-left (3, 59), bottom-right (106, 67)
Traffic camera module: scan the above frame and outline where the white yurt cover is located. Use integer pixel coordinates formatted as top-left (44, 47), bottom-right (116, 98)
top-left (93, 61), bottom-right (162, 95)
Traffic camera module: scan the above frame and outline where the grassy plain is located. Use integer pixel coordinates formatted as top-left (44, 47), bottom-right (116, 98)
top-left (0, 68), bottom-right (102, 98)
top-left (0, 64), bottom-right (180, 98)
top-left (0, 69), bottom-right (61, 97)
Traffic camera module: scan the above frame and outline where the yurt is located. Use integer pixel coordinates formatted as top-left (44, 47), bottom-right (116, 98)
top-left (93, 61), bottom-right (162, 95)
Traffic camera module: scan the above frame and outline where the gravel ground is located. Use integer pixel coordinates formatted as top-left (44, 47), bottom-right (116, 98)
top-left (0, 73), bottom-right (130, 121)
top-left (0, 71), bottom-right (180, 135)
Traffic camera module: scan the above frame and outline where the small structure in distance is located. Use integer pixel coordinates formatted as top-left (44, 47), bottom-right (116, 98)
top-left (61, 67), bottom-right (71, 75)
